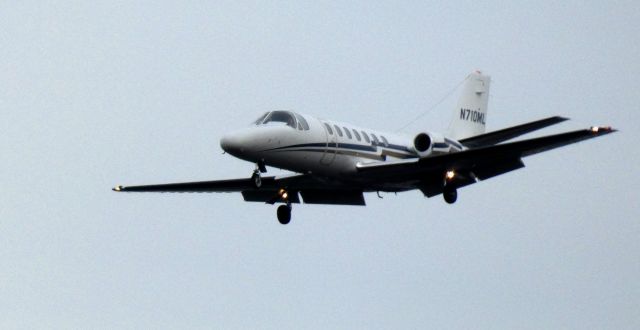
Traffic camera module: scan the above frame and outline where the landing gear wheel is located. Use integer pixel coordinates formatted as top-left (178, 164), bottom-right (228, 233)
top-left (277, 205), bottom-right (291, 225)
top-left (252, 171), bottom-right (262, 188)
top-left (443, 187), bottom-right (458, 204)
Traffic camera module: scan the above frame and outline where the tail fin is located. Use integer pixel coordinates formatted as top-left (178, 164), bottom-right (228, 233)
top-left (448, 71), bottom-right (491, 140)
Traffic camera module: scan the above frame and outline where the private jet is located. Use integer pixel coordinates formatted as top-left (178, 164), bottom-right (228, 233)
top-left (113, 71), bottom-right (616, 224)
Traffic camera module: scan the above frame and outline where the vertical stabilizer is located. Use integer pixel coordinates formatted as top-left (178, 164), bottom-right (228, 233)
top-left (448, 71), bottom-right (491, 140)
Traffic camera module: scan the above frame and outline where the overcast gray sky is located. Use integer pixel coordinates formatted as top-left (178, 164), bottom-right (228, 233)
top-left (1, 1), bottom-right (639, 328)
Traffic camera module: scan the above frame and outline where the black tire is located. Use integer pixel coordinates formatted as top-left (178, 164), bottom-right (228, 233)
top-left (277, 205), bottom-right (291, 225)
top-left (443, 187), bottom-right (457, 204)
top-left (252, 172), bottom-right (262, 188)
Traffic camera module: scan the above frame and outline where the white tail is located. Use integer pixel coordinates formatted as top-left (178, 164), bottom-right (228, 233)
top-left (448, 71), bottom-right (491, 140)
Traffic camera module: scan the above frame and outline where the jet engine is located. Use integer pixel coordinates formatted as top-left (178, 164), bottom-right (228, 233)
top-left (411, 132), bottom-right (447, 157)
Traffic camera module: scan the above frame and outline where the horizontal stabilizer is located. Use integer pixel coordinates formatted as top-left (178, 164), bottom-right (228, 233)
top-left (459, 116), bottom-right (569, 148)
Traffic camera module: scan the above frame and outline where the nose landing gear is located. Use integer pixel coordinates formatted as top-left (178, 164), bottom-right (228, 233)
top-left (251, 159), bottom-right (267, 188)
top-left (251, 170), bottom-right (262, 188)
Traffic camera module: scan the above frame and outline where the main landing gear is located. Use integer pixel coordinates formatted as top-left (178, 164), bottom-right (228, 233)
top-left (275, 188), bottom-right (293, 225)
top-left (277, 204), bottom-right (292, 225)
top-left (443, 169), bottom-right (458, 204)
top-left (443, 186), bottom-right (458, 204)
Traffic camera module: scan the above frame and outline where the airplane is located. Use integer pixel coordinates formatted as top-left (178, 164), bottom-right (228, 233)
top-left (113, 71), bottom-right (616, 225)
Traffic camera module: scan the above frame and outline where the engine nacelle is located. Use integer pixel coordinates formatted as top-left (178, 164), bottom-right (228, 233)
top-left (411, 132), bottom-right (447, 157)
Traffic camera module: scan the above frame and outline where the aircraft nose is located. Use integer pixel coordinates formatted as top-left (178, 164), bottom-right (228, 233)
top-left (220, 134), bottom-right (243, 155)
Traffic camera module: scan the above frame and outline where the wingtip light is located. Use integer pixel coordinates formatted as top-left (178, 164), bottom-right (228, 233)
top-left (113, 185), bottom-right (123, 192)
top-left (590, 126), bottom-right (614, 133)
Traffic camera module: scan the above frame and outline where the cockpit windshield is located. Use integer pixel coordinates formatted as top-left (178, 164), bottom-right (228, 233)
top-left (252, 112), bottom-right (270, 125)
top-left (252, 111), bottom-right (310, 130)
top-left (264, 111), bottom-right (296, 128)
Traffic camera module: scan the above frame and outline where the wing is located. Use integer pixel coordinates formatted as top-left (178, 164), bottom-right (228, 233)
top-left (113, 174), bottom-right (366, 205)
top-left (459, 116), bottom-right (568, 148)
top-left (113, 177), bottom-right (279, 193)
top-left (356, 126), bottom-right (616, 197)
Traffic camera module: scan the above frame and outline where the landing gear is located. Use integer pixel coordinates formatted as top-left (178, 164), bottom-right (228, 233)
top-left (443, 169), bottom-right (458, 204)
top-left (277, 204), bottom-right (291, 225)
top-left (443, 186), bottom-right (457, 204)
top-left (251, 159), bottom-right (267, 188)
top-left (251, 170), bottom-right (262, 188)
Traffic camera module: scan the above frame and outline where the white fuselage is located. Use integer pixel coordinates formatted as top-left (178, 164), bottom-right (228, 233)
top-left (220, 112), bottom-right (464, 179)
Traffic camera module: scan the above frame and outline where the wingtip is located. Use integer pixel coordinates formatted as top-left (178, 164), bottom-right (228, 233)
top-left (589, 126), bottom-right (617, 134)
top-left (113, 185), bottom-right (123, 192)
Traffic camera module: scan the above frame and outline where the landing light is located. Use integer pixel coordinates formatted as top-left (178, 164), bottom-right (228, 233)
top-left (114, 185), bottom-right (122, 191)
top-left (591, 126), bottom-right (599, 133)
top-left (445, 170), bottom-right (456, 180)
top-left (278, 188), bottom-right (288, 200)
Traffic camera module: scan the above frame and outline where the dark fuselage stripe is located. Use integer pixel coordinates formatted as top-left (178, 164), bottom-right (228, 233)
top-left (269, 144), bottom-right (417, 159)
top-left (265, 142), bottom-right (412, 154)
top-left (275, 148), bottom-right (386, 160)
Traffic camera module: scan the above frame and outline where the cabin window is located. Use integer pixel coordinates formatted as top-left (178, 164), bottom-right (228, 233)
top-left (334, 125), bottom-right (343, 137)
top-left (371, 133), bottom-right (380, 145)
top-left (380, 135), bottom-right (389, 147)
top-left (352, 129), bottom-right (361, 141)
top-left (361, 131), bottom-right (370, 143)
top-left (324, 123), bottom-right (333, 135)
top-left (343, 127), bottom-right (352, 139)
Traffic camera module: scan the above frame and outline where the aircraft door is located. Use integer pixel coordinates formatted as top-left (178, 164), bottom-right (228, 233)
top-left (319, 122), bottom-right (337, 165)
